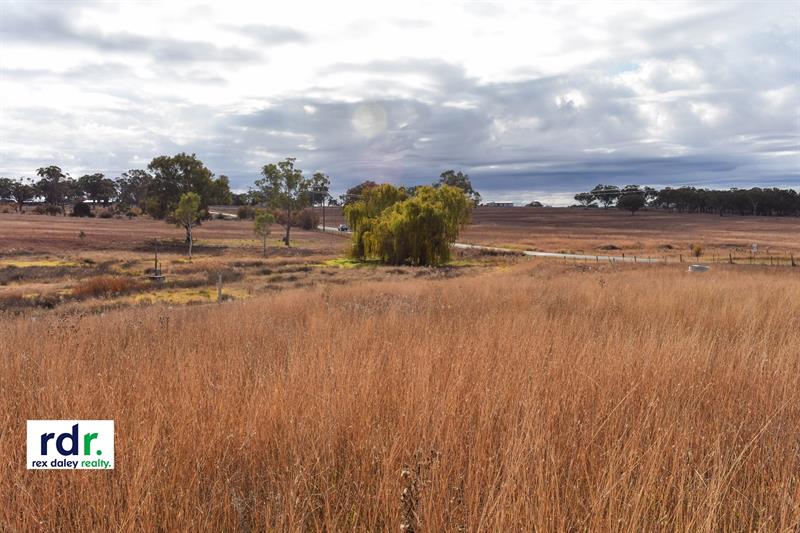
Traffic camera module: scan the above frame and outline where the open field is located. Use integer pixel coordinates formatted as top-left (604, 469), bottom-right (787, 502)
top-left (1, 213), bottom-right (799, 530)
top-left (0, 213), bottom-right (500, 316)
top-left (0, 212), bottom-right (346, 255)
top-left (307, 206), bottom-right (800, 259)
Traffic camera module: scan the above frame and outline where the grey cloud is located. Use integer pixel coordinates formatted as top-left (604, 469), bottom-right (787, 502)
top-left (0, 6), bottom-right (260, 64)
top-left (234, 24), bottom-right (309, 45)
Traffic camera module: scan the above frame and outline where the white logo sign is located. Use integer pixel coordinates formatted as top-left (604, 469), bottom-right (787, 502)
top-left (27, 420), bottom-right (114, 469)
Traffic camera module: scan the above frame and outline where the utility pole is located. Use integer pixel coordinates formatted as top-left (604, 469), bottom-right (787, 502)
top-left (312, 186), bottom-right (329, 231)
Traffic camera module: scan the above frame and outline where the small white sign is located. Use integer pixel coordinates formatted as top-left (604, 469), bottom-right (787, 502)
top-left (751, 243), bottom-right (758, 253)
top-left (27, 420), bottom-right (114, 470)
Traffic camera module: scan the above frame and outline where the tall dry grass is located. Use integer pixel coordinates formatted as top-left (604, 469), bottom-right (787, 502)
top-left (1, 262), bottom-right (799, 531)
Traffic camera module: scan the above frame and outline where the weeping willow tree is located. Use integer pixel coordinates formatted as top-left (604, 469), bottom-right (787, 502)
top-left (344, 184), bottom-right (471, 266)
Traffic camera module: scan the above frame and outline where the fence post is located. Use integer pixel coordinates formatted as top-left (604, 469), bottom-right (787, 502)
top-left (792, 254), bottom-right (796, 267)
top-left (679, 254), bottom-right (683, 263)
top-left (217, 273), bottom-right (223, 303)
top-left (729, 253), bottom-right (733, 264)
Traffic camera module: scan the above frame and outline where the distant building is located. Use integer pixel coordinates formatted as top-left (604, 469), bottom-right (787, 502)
top-left (482, 201), bottom-right (514, 207)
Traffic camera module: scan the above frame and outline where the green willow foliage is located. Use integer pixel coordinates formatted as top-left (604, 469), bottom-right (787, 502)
top-left (344, 184), bottom-right (471, 266)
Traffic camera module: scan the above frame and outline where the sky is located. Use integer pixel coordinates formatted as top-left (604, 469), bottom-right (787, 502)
top-left (0, 1), bottom-right (798, 204)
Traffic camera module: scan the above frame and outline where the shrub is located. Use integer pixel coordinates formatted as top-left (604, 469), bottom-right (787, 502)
top-left (206, 270), bottom-right (244, 284)
top-left (0, 292), bottom-right (60, 311)
top-left (237, 205), bottom-right (256, 220)
top-left (691, 243), bottom-right (704, 258)
top-left (72, 276), bottom-right (144, 299)
top-left (71, 202), bottom-right (93, 217)
top-left (144, 197), bottom-right (168, 219)
top-left (296, 208), bottom-right (319, 230)
top-left (96, 208), bottom-right (113, 219)
top-left (34, 204), bottom-right (62, 216)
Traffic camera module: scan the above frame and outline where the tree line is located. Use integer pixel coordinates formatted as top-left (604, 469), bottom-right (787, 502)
top-left (574, 184), bottom-right (800, 216)
top-left (0, 154), bottom-right (481, 264)
top-left (0, 155), bottom-right (232, 217)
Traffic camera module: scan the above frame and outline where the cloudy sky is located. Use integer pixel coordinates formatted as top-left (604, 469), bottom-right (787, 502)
top-left (1, 1), bottom-right (798, 204)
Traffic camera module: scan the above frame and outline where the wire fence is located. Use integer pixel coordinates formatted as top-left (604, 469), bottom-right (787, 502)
top-left (554, 251), bottom-right (798, 267)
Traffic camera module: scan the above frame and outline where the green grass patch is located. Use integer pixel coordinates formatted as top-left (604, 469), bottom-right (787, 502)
top-left (320, 258), bottom-right (381, 269)
top-left (132, 287), bottom-right (249, 305)
top-left (446, 259), bottom-right (481, 267)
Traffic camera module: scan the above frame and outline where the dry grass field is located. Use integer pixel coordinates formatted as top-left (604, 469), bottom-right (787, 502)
top-left (0, 212), bottom-right (344, 255)
top-left (1, 212), bottom-right (799, 531)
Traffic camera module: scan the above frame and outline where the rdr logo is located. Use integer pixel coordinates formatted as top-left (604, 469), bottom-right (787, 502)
top-left (27, 420), bottom-right (114, 470)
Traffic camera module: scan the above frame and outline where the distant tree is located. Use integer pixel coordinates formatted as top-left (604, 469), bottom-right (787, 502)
top-left (590, 184), bottom-right (620, 208)
top-left (208, 175), bottom-right (233, 205)
top-left (36, 166), bottom-right (74, 215)
top-left (0, 177), bottom-right (13, 201)
top-left (340, 180), bottom-right (378, 205)
top-left (253, 209), bottom-right (275, 256)
top-left (254, 157), bottom-right (314, 246)
top-left (437, 170), bottom-right (481, 205)
top-left (172, 192), bottom-right (202, 259)
top-left (617, 193), bottom-right (646, 214)
top-left (231, 192), bottom-right (255, 206)
top-left (574, 192), bottom-right (596, 208)
top-left (642, 186), bottom-right (658, 205)
top-left (310, 172), bottom-right (331, 206)
top-left (77, 173), bottom-right (117, 205)
top-left (145, 153), bottom-right (229, 219)
top-left (9, 178), bottom-right (36, 212)
top-left (115, 169), bottom-right (152, 210)
top-left (525, 200), bottom-right (544, 207)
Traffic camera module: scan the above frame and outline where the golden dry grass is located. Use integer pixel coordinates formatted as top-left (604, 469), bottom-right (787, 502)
top-left (2, 261), bottom-right (798, 531)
